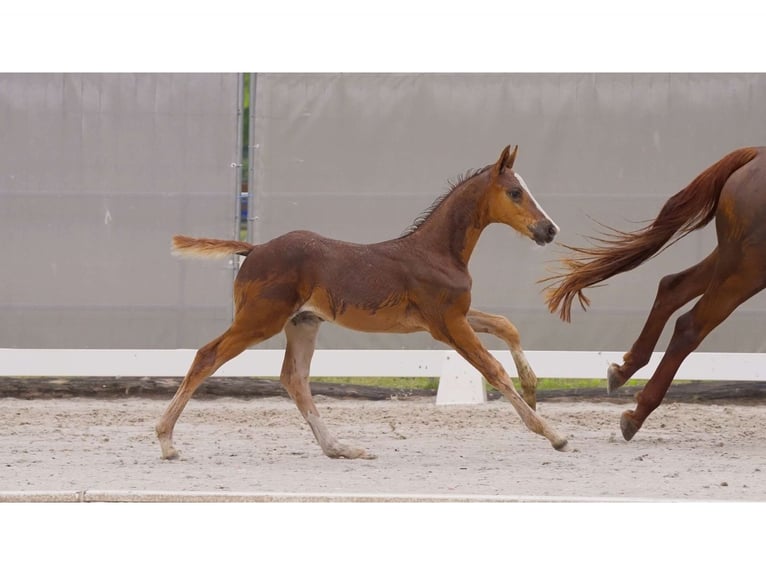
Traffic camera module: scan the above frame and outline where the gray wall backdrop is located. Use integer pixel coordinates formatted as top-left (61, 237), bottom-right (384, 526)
top-left (3, 73), bottom-right (766, 353)
top-left (0, 74), bottom-right (241, 348)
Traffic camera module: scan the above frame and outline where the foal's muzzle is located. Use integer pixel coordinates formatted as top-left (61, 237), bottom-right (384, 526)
top-left (530, 220), bottom-right (559, 246)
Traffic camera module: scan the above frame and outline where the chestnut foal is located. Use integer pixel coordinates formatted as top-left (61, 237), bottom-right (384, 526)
top-left (157, 145), bottom-right (569, 460)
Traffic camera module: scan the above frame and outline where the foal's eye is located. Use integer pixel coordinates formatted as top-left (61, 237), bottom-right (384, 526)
top-left (507, 187), bottom-right (523, 201)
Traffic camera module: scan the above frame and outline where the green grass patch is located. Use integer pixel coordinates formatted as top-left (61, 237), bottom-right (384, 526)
top-left (307, 376), bottom-right (656, 391)
top-left (535, 378), bottom-right (607, 391)
top-left (311, 377), bottom-right (439, 390)
top-left (274, 376), bottom-right (695, 391)
top-left (534, 378), bottom-right (646, 391)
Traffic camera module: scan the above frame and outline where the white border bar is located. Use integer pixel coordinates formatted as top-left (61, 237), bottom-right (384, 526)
top-left (1, 348), bottom-right (765, 381)
top-left (0, 490), bottom-right (695, 503)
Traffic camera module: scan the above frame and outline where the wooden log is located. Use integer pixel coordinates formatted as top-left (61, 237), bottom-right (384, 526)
top-left (0, 377), bottom-right (434, 401)
top-left (0, 378), bottom-right (765, 403)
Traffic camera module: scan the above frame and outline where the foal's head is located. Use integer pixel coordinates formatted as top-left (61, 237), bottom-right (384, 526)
top-left (483, 145), bottom-right (559, 246)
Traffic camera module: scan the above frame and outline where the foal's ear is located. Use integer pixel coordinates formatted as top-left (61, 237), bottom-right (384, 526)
top-left (494, 144), bottom-right (518, 175)
top-left (506, 144), bottom-right (518, 170)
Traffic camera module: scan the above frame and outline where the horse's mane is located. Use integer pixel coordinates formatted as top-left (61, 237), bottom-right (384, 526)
top-left (399, 165), bottom-right (490, 237)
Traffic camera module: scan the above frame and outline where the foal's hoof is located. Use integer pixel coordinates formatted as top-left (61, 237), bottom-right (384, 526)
top-left (620, 411), bottom-right (641, 441)
top-left (157, 435), bottom-right (180, 460)
top-left (327, 444), bottom-right (377, 460)
top-left (160, 447), bottom-right (180, 460)
top-left (553, 438), bottom-right (570, 452)
top-left (607, 363), bottom-right (627, 394)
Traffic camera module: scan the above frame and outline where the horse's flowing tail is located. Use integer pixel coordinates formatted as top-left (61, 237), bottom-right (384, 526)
top-left (171, 235), bottom-right (255, 259)
top-left (544, 147), bottom-right (759, 322)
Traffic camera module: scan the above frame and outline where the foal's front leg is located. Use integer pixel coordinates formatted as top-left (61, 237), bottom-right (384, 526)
top-left (467, 308), bottom-right (538, 410)
top-left (435, 316), bottom-right (569, 451)
top-left (281, 313), bottom-right (375, 460)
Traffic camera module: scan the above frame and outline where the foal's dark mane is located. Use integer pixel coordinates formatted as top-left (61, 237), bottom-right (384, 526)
top-left (399, 165), bottom-right (491, 237)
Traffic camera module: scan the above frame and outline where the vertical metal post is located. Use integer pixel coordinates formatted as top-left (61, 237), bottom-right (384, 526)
top-left (233, 72), bottom-right (245, 241)
top-left (247, 73), bottom-right (258, 244)
top-left (230, 72), bottom-right (246, 320)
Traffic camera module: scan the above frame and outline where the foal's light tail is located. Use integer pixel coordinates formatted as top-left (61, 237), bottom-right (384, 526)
top-left (171, 235), bottom-right (256, 259)
top-left (543, 147), bottom-right (760, 322)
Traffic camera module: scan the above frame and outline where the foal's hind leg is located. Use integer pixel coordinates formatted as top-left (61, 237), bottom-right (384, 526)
top-left (607, 250), bottom-right (717, 393)
top-left (155, 325), bottom-right (261, 459)
top-left (281, 313), bottom-right (375, 460)
top-left (467, 308), bottom-right (538, 410)
top-left (155, 300), bottom-right (289, 459)
top-left (620, 260), bottom-right (766, 440)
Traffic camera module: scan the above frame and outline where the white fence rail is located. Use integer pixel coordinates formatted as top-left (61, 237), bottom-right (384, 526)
top-left (2, 348), bottom-right (765, 405)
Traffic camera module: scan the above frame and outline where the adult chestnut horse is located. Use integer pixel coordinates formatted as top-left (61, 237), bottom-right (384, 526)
top-left (156, 145), bottom-right (570, 461)
top-left (545, 146), bottom-right (763, 441)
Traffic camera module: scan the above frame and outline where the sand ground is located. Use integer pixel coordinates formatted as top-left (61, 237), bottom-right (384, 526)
top-left (1, 395), bottom-right (764, 501)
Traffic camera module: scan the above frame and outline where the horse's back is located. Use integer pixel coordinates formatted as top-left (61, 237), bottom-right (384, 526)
top-left (236, 229), bottom-right (327, 270)
top-left (236, 229), bottom-right (391, 280)
top-left (231, 229), bottom-right (451, 333)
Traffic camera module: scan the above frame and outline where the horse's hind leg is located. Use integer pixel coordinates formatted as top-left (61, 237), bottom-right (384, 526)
top-left (155, 302), bottom-right (289, 459)
top-left (621, 260), bottom-right (766, 441)
top-left (607, 249), bottom-right (717, 393)
top-left (467, 308), bottom-right (538, 410)
top-left (281, 312), bottom-right (375, 460)
top-left (155, 326), bottom-right (259, 459)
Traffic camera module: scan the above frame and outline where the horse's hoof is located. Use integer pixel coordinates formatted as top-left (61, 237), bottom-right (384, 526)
top-left (553, 437), bottom-right (570, 452)
top-left (620, 411), bottom-right (641, 441)
top-left (327, 444), bottom-right (376, 460)
top-left (160, 447), bottom-right (180, 460)
top-left (344, 449), bottom-right (376, 460)
top-left (607, 363), bottom-right (627, 394)
top-left (349, 447), bottom-right (377, 460)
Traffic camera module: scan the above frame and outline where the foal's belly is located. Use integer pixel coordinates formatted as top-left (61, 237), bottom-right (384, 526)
top-left (296, 294), bottom-right (426, 334)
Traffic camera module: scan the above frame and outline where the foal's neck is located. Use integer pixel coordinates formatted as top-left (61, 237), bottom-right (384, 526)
top-left (401, 178), bottom-right (489, 266)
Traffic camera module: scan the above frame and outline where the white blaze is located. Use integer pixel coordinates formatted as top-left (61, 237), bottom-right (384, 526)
top-left (515, 172), bottom-right (560, 234)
